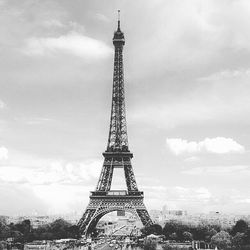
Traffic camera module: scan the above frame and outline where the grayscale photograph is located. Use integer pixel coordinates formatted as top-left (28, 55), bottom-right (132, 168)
top-left (0, 1), bottom-right (250, 250)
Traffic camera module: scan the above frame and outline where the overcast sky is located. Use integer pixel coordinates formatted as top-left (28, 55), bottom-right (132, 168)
top-left (1, 0), bottom-right (250, 216)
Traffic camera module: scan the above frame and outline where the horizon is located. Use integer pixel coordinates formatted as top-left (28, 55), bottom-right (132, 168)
top-left (1, 210), bottom-right (250, 218)
top-left (1, 0), bottom-right (250, 216)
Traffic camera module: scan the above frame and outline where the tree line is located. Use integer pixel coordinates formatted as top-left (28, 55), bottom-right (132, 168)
top-left (0, 218), bottom-right (80, 243)
top-left (141, 219), bottom-right (250, 249)
top-left (1, 217), bottom-right (250, 249)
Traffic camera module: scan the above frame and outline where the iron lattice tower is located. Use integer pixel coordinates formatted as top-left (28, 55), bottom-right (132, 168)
top-left (78, 12), bottom-right (153, 235)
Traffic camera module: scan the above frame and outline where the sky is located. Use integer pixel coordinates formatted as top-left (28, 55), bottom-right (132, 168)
top-left (0, 0), bottom-right (250, 216)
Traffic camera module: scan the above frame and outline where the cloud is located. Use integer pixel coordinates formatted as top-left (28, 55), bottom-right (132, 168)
top-left (1, 0), bottom-right (250, 215)
top-left (0, 151), bottom-right (102, 214)
top-left (0, 183), bottom-right (47, 215)
top-left (22, 32), bottom-right (112, 59)
top-left (0, 159), bottom-right (102, 185)
top-left (143, 185), bottom-right (211, 202)
top-left (131, 70), bottom-right (250, 128)
top-left (142, 185), bottom-right (212, 211)
top-left (127, 2), bottom-right (250, 130)
top-left (182, 165), bottom-right (250, 176)
top-left (0, 100), bottom-right (5, 109)
top-left (17, 117), bottom-right (54, 125)
top-left (200, 69), bottom-right (250, 82)
top-left (0, 146), bottom-right (8, 160)
top-left (184, 156), bottom-right (200, 162)
top-left (239, 199), bottom-right (250, 204)
top-left (143, 184), bottom-right (250, 213)
top-left (32, 183), bottom-right (90, 214)
top-left (41, 19), bottom-right (66, 29)
top-left (166, 137), bottom-right (245, 155)
top-left (95, 13), bottom-right (110, 23)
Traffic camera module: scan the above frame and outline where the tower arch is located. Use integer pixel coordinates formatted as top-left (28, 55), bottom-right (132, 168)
top-left (85, 207), bottom-right (138, 235)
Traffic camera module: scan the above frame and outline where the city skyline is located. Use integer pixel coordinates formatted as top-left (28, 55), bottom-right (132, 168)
top-left (1, 0), bottom-right (250, 215)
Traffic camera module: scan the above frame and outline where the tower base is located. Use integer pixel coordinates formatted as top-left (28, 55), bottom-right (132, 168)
top-left (78, 192), bottom-right (153, 235)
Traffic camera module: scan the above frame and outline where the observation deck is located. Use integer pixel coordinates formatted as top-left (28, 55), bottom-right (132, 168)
top-left (90, 190), bottom-right (144, 198)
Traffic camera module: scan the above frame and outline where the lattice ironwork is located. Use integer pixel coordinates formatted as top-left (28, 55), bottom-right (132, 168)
top-left (78, 197), bottom-right (152, 235)
top-left (107, 18), bottom-right (128, 152)
top-left (78, 13), bottom-right (152, 236)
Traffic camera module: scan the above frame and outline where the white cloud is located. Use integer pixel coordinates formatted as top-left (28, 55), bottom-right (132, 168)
top-left (0, 152), bottom-right (102, 214)
top-left (142, 185), bottom-right (212, 211)
top-left (172, 186), bottom-right (212, 201)
top-left (143, 185), bottom-right (250, 213)
top-left (184, 156), bottom-right (200, 162)
top-left (200, 69), bottom-right (250, 81)
top-left (15, 117), bottom-right (54, 125)
top-left (32, 183), bottom-right (89, 214)
top-left (0, 183), bottom-right (47, 215)
top-left (166, 137), bottom-right (245, 155)
top-left (239, 199), bottom-right (250, 204)
top-left (0, 159), bottom-right (102, 185)
top-left (0, 146), bottom-right (8, 160)
top-left (182, 165), bottom-right (250, 176)
top-left (41, 19), bottom-right (66, 28)
top-left (0, 100), bottom-right (5, 109)
top-left (130, 78), bottom-right (250, 128)
top-left (95, 13), bottom-right (110, 23)
top-left (143, 185), bottom-right (212, 202)
top-left (24, 118), bottom-right (53, 125)
top-left (23, 32), bottom-right (112, 59)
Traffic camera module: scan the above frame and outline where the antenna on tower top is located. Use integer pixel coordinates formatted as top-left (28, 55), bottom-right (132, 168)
top-left (117, 10), bottom-right (121, 31)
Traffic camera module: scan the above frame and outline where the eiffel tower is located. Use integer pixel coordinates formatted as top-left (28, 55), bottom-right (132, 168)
top-left (78, 11), bottom-right (153, 235)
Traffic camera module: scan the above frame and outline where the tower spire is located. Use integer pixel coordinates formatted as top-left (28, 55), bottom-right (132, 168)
top-left (108, 9), bottom-right (126, 152)
top-left (117, 9), bottom-right (121, 31)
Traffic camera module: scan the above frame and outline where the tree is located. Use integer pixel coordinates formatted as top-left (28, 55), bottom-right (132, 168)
top-left (205, 228), bottom-right (217, 242)
top-left (49, 219), bottom-right (72, 239)
top-left (11, 231), bottom-right (24, 243)
top-left (169, 232), bottom-right (177, 241)
top-left (32, 219), bottom-right (78, 240)
top-left (243, 228), bottom-right (250, 245)
top-left (21, 220), bottom-right (31, 234)
top-left (231, 219), bottom-right (248, 236)
top-left (162, 243), bottom-right (172, 250)
top-left (163, 221), bottom-right (180, 239)
top-left (211, 231), bottom-right (231, 249)
top-left (144, 238), bottom-right (157, 250)
top-left (0, 241), bottom-right (7, 250)
top-left (141, 224), bottom-right (162, 236)
top-left (150, 224), bottom-right (163, 235)
top-left (183, 231), bottom-right (193, 241)
top-left (0, 221), bottom-right (11, 239)
top-left (232, 232), bottom-right (245, 248)
top-left (192, 224), bottom-right (210, 241)
top-left (162, 221), bottom-right (213, 241)
top-left (67, 225), bottom-right (80, 239)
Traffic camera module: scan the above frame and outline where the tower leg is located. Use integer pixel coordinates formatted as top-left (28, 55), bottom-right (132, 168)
top-left (77, 208), bottom-right (97, 235)
top-left (137, 209), bottom-right (153, 227)
top-left (124, 163), bottom-right (138, 191)
top-left (96, 159), bottom-right (113, 191)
